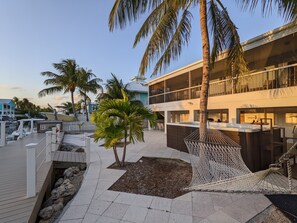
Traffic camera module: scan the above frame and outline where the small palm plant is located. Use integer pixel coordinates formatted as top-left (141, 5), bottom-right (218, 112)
top-left (94, 90), bottom-right (156, 167)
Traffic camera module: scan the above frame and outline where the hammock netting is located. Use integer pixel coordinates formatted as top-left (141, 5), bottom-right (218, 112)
top-left (184, 129), bottom-right (297, 194)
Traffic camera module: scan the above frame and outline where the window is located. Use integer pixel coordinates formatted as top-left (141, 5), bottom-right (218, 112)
top-left (286, 113), bottom-right (297, 124)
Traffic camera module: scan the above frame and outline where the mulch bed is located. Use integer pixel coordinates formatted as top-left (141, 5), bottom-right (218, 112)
top-left (108, 157), bottom-right (192, 199)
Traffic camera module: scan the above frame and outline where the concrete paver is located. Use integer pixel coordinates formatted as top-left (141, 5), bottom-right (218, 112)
top-left (59, 130), bottom-right (272, 223)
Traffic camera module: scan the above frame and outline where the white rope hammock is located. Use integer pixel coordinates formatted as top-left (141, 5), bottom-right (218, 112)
top-left (184, 129), bottom-right (297, 194)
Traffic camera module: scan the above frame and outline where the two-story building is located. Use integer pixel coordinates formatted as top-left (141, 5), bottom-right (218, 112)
top-left (148, 22), bottom-right (297, 138)
top-left (0, 99), bottom-right (15, 119)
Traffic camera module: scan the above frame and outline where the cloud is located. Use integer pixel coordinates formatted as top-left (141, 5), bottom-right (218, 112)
top-left (10, 86), bottom-right (24, 90)
top-left (53, 95), bottom-right (68, 101)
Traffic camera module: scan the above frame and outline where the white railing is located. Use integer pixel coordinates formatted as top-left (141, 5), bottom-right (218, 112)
top-left (149, 63), bottom-right (297, 104)
top-left (63, 121), bottom-right (95, 132)
top-left (25, 124), bottom-right (91, 198)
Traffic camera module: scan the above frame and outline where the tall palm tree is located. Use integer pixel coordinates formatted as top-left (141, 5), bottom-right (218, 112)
top-left (98, 73), bottom-right (135, 101)
top-left (109, 0), bottom-right (247, 137)
top-left (38, 59), bottom-right (79, 117)
top-left (95, 90), bottom-right (156, 166)
top-left (78, 68), bottom-right (103, 121)
top-left (108, 0), bottom-right (297, 138)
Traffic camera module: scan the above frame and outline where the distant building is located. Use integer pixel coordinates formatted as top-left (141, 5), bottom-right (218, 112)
top-left (127, 76), bottom-right (148, 106)
top-left (0, 99), bottom-right (15, 118)
top-left (88, 103), bottom-right (99, 115)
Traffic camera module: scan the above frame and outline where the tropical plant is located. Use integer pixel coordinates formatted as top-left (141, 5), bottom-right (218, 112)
top-left (93, 115), bottom-right (124, 166)
top-left (78, 68), bottom-right (103, 121)
top-left (38, 59), bottom-right (79, 118)
top-left (94, 90), bottom-right (156, 166)
top-left (56, 102), bottom-right (73, 114)
top-left (98, 73), bottom-right (134, 102)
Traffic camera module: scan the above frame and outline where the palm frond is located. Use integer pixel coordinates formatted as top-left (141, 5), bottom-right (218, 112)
top-left (209, 0), bottom-right (248, 76)
top-left (151, 7), bottom-right (192, 76)
top-left (38, 86), bottom-right (63, 97)
top-left (138, 5), bottom-right (178, 75)
top-left (109, 0), bottom-right (163, 31)
top-left (236, 0), bottom-right (297, 21)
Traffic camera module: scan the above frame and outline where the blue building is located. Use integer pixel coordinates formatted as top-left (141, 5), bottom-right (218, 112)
top-left (0, 99), bottom-right (15, 118)
top-left (127, 76), bottom-right (148, 106)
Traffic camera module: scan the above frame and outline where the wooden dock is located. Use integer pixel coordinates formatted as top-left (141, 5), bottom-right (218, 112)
top-left (0, 133), bottom-right (86, 223)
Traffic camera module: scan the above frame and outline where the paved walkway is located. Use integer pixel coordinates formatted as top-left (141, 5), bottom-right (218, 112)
top-left (58, 130), bottom-right (272, 223)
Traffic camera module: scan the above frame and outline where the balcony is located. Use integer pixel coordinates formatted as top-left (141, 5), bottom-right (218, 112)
top-left (149, 63), bottom-right (297, 104)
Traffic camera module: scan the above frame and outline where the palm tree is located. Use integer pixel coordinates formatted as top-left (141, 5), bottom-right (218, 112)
top-left (93, 114), bottom-right (124, 167)
top-left (109, 0), bottom-right (247, 138)
top-left (56, 102), bottom-right (73, 114)
top-left (78, 68), bottom-right (103, 121)
top-left (95, 90), bottom-right (156, 166)
top-left (38, 59), bottom-right (79, 118)
top-left (108, 0), bottom-right (297, 138)
top-left (98, 73), bottom-right (134, 101)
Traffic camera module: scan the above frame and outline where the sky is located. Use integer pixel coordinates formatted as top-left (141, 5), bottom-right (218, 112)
top-left (0, 0), bottom-right (288, 107)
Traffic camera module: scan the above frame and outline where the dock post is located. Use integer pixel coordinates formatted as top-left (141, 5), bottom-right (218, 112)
top-left (30, 119), bottom-right (34, 134)
top-left (0, 121), bottom-right (6, 147)
top-left (46, 131), bottom-right (52, 162)
top-left (51, 127), bottom-right (57, 151)
top-left (26, 143), bottom-right (37, 197)
top-left (19, 120), bottom-right (24, 139)
top-left (56, 124), bottom-right (61, 143)
top-left (85, 136), bottom-right (91, 165)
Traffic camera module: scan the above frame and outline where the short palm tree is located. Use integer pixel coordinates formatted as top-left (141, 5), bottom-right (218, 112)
top-left (98, 73), bottom-right (134, 101)
top-left (94, 90), bottom-right (156, 166)
top-left (38, 59), bottom-right (79, 118)
top-left (78, 68), bottom-right (103, 121)
top-left (56, 102), bottom-right (73, 114)
top-left (93, 114), bottom-right (124, 167)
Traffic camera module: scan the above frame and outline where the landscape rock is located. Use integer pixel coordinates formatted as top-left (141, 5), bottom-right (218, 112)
top-left (64, 168), bottom-right (74, 178)
top-left (75, 147), bottom-right (85, 153)
top-left (51, 185), bottom-right (66, 200)
top-left (54, 178), bottom-right (64, 188)
top-left (52, 202), bottom-right (64, 212)
top-left (39, 206), bottom-right (54, 220)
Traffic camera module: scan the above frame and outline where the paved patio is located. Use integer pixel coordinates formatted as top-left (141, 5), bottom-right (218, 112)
top-left (58, 130), bottom-right (272, 223)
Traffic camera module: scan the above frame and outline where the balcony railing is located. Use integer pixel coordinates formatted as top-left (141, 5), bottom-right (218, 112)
top-left (149, 63), bottom-right (297, 104)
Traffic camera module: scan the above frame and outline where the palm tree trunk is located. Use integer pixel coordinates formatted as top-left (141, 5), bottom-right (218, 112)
top-left (84, 97), bottom-right (89, 122)
top-left (199, 0), bottom-right (210, 140)
top-left (70, 90), bottom-right (77, 119)
top-left (112, 145), bottom-right (121, 167)
top-left (121, 129), bottom-right (128, 166)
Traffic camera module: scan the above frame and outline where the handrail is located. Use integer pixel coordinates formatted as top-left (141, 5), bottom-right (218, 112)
top-left (149, 63), bottom-right (297, 99)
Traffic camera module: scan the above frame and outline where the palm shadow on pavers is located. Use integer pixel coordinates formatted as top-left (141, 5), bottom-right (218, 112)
top-left (107, 157), bottom-right (192, 199)
top-left (266, 194), bottom-right (297, 222)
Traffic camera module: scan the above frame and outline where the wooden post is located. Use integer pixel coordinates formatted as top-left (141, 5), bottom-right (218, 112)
top-left (30, 119), bottom-right (34, 134)
top-left (26, 143), bottom-right (37, 197)
top-left (46, 131), bottom-right (52, 162)
top-left (0, 121), bottom-right (6, 147)
top-left (19, 120), bottom-right (24, 139)
top-left (56, 124), bottom-right (61, 143)
top-left (51, 127), bottom-right (57, 151)
top-left (85, 136), bottom-right (91, 165)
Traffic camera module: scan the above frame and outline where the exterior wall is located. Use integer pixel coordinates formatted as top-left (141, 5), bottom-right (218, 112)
top-left (150, 86), bottom-right (297, 136)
